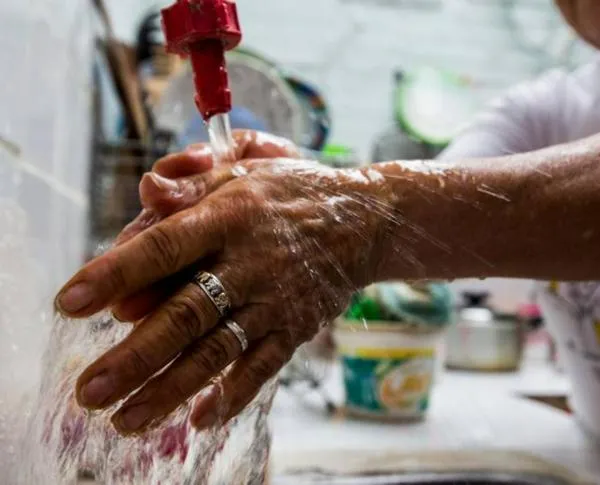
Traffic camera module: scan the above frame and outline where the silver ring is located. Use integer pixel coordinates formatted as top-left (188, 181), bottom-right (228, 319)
top-left (225, 320), bottom-right (249, 352)
top-left (194, 271), bottom-right (231, 317)
top-left (231, 164), bottom-right (248, 177)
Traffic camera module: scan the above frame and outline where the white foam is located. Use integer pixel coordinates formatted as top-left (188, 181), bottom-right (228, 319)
top-left (385, 160), bottom-right (453, 175)
top-left (325, 195), bottom-right (352, 208)
top-left (366, 169), bottom-right (385, 183)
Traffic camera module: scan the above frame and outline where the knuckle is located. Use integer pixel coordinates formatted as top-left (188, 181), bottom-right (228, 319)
top-left (143, 225), bottom-right (182, 272)
top-left (247, 355), bottom-right (276, 389)
top-left (164, 294), bottom-right (207, 340)
top-left (121, 347), bottom-right (153, 381)
top-left (204, 336), bottom-right (236, 366)
top-left (189, 337), bottom-right (233, 374)
top-left (188, 351), bottom-right (213, 376)
top-left (106, 261), bottom-right (128, 296)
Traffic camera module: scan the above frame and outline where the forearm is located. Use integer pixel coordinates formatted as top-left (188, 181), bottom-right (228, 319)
top-left (370, 134), bottom-right (600, 282)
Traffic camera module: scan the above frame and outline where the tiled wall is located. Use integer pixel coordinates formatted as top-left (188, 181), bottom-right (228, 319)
top-left (0, 1), bottom-right (93, 296)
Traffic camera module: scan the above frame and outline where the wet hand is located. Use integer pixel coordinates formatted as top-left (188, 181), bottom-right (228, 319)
top-left (56, 159), bottom-right (388, 435)
top-left (116, 130), bottom-right (300, 243)
top-left (112, 130), bottom-right (302, 322)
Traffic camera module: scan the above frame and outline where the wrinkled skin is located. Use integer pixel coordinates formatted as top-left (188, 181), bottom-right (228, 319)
top-left (56, 131), bottom-right (387, 435)
top-left (113, 131), bottom-right (302, 322)
top-left (555, 0), bottom-right (600, 49)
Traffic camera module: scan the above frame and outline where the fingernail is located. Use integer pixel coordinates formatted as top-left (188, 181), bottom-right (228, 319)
top-left (111, 311), bottom-right (128, 324)
top-left (56, 282), bottom-right (94, 314)
top-left (188, 146), bottom-right (212, 158)
top-left (147, 173), bottom-right (179, 193)
top-left (80, 373), bottom-right (114, 407)
top-left (118, 404), bottom-right (151, 432)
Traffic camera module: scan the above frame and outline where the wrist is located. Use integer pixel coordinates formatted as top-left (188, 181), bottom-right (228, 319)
top-left (360, 135), bottom-right (600, 284)
top-left (365, 160), bottom-right (499, 282)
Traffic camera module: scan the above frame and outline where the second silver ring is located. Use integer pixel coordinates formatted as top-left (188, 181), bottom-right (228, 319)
top-left (225, 320), bottom-right (249, 352)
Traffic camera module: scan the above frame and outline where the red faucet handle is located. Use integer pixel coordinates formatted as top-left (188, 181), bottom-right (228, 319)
top-left (161, 0), bottom-right (242, 120)
top-left (161, 0), bottom-right (242, 55)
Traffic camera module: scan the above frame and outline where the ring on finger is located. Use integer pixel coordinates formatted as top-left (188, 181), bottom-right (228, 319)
top-left (231, 164), bottom-right (249, 178)
top-left (194, 271), bottom-right (231, 317)
top-left (224, 319), bottom-right (249, 352)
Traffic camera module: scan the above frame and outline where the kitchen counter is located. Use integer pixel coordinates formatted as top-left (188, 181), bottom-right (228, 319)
top-left (269, 357), bottom-right (600, 482)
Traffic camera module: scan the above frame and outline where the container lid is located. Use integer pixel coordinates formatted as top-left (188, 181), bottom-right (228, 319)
top-left (459, 307), bottom-right (495, 324)
top-left (394, 67), bottom-right (478, 146)
top-left (459, 291), bottom-right (495, 324)
top-left (344, 282), bottom-right (453, 329)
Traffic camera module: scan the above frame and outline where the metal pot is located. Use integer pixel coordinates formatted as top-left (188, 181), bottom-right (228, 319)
top-left (445, 292), bottom-right (524, 372)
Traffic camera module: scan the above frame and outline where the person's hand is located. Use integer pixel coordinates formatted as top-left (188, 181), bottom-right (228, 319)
top-left (116, 130), bottom-right (301, 245)
top-left (55, 158), bottom-right (389, 436)
top-left (112, 130), bottom-right (301, 322)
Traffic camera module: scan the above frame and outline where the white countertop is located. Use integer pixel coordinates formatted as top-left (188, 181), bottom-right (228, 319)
top-left (269, 356), bottom-right (600, 482)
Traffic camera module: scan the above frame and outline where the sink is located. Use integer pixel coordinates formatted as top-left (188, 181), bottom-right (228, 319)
top-left (271, 451), bottom-right (593, 485)
top-left (273, 471), bottom-right (571, 485)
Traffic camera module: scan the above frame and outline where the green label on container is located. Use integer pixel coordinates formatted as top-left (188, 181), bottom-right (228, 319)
top-left (342, 354), bottom-right (434, 416)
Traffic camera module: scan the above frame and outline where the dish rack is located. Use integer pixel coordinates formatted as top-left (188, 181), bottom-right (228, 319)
top-left (88, 137), bottom-right (170, 260)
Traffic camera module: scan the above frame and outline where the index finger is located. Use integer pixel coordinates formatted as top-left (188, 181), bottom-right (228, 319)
top-left (153, 131), bottom-right (300, 178)
top-left (55, 203), bottom-right (222, 318)
top-left (75, 277), bottom-right (222, 411)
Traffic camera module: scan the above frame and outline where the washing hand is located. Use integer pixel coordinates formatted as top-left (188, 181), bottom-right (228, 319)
top-left (57, 129), bottom-right (600, 435)
top-left (56, 132), bottom-right (387, 435)
top-left (115, 130), bottom-right (301, 245)
top-left (112, 130), bottom-right (302, 322)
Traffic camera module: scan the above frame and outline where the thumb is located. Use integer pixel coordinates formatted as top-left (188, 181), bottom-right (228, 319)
top-left (140, 167), bottom-right (238, 216)
top-left (153, 145), bottom-right (215, 179)
top-left (114, 165), bottom-right (240, 248)
top-left (139, 173), bottom-right (198, 215)
top-left (114, 173), bottom-right (207, 248)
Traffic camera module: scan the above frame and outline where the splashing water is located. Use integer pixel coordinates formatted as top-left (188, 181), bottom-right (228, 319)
top-left (2, 115), bottom-right (514, 483)
top-left (5, 112), bottom-right (277, 484)
top-left (0, 200), bottom-right (50, 485)
top-left (16, 310), bottom-right (276, 484)
top-left (208, 114), bottom-right (236, 167)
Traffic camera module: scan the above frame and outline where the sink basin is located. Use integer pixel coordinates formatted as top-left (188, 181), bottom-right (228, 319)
top-left (273, 471), bottom-right (570, 485)
top-left (271, 451), bottom-right (592, 485)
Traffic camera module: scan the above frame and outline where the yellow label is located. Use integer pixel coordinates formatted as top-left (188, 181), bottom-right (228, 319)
top-left (380, 372), bottom-right (432, 409)
top-left (339, 347), bottom-right (435, 359)
top-left (594, 321), bottom-right (600, 346)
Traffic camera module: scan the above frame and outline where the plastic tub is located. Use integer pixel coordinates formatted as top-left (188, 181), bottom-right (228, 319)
top-left (334, 319), bottom-right (446, 421)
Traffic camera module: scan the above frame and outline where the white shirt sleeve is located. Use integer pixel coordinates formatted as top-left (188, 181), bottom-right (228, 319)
top-left (439, 69), bottom-right (571, 161)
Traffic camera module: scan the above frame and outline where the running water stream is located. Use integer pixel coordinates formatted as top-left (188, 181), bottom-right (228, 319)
top-left (208, 114), bottom-right (237, 167)
top-left (6, 113), bottom-right (277, 484)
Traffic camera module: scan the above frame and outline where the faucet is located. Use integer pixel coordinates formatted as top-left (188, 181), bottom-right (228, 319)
top-left (161, 0), bottom-right (242, 121)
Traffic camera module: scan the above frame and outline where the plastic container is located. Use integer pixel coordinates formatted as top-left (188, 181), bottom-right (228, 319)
top-left (334, 319), bottom-right (445, 421)
top-left (446, 292), bottom-right (524, 372)
top-left (537, 281), bottom-right (600, 438)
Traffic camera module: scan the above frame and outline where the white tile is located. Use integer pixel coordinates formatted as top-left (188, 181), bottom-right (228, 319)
top-left (17, 172), bottom-right (54, 249)
top-left (0, 153), bottom-right (21, 202)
